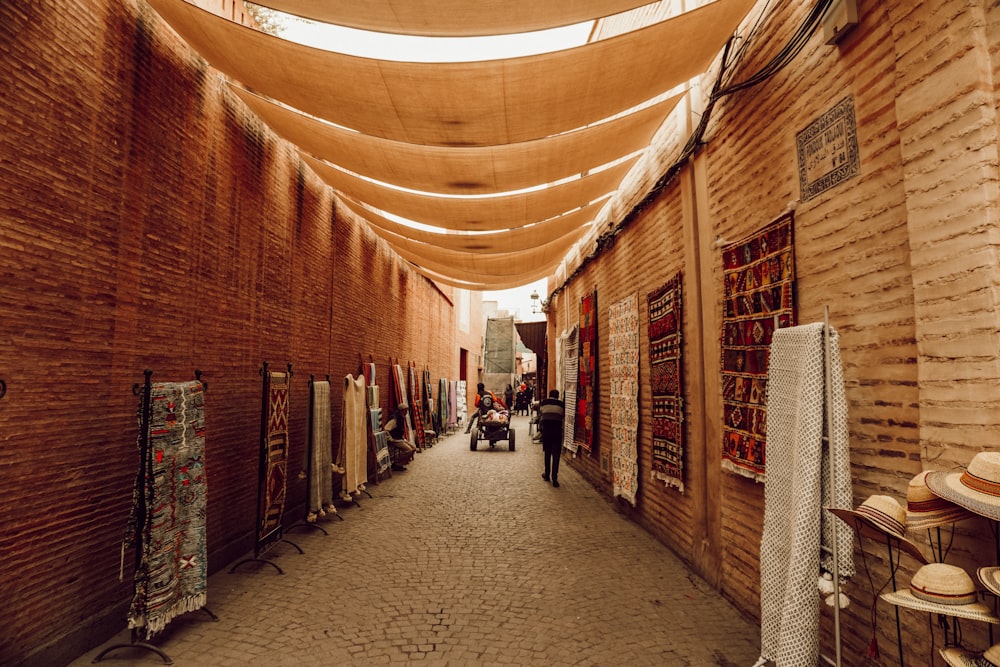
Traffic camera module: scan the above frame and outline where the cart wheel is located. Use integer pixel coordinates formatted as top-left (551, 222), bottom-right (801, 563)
top-left (470, 430), bottom-right (478, 451)
top-left (508, 428), bottom-right (516, 451)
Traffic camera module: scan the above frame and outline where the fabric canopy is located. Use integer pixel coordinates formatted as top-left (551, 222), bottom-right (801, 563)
top-left (148, 0), bottom-right (756, 145)
top-left (404, 259), bottom-right (563, 291)
top-left (366, 220), bottom-right (587, 276)
top-left (338, 195), bottom-right (607, 253)
top-left (302, 152), bottom-right (638, 231)
top-left (252, 0), bottom-right (656, 36)
top-left (232, 85), bottom-right (681, 195)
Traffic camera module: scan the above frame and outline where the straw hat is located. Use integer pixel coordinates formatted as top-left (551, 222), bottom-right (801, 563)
top-left (979, 567), bottom-right (1000, 597)
top-left (828, 495), bottom-right (928, 564)
top-left (907, 470), bottom-right (976, 530)
top-left (939, 644), bottom-right (1000, 667)
top-left (881, 563), bottom-right (1000, 623)
top-left (925, 452), bottom-right (1000, 521)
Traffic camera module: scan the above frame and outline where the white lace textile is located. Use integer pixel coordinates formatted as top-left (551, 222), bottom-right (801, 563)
top-left (758, 323), bottom-right (854, 666)
top-left (608, 293), bottom-right (639, 505)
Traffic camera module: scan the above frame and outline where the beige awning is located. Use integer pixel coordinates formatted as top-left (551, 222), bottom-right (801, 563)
top-left (252, 0), bottom-right (655, 36)
top-left (302, 152), bottom-right (638, 231)
top-left (405, 260), bottom-right (563, 291)
top-left (232, 85), bottom-right (681, 195)
top-left (338, 195), bottom-right (607, 253)
top-left (148, 0), bottom-right (756, 145)
top-left (368, 222), bottom-right (587, 276)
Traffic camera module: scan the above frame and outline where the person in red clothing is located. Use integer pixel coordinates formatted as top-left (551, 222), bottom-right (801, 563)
top-left (466, 382), bottom-right (501, 433)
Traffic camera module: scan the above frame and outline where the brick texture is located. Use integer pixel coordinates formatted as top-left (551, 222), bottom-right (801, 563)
top-left (0, 1), bottom-right (479, 664)
top-left (547, 1), bottom-right (1000, 664)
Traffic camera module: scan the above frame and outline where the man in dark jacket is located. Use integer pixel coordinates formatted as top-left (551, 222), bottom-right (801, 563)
top-left (537, 389), bottom-right (565, 487)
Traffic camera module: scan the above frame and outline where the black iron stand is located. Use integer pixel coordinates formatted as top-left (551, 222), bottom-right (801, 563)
top-left (229, 361), bottom-right (301, 575)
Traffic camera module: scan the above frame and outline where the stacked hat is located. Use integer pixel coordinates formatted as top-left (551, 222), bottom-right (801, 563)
top-left (881, 563), bottom-right (1000, 623)
top-left (980, 566), bottom-right (1000, 598)
top-left (939, 571), bottom-right (1000, 665)
top-left (925, 452), bottom-right (1000, 521)
top-left (907, 470), bottom-right (976, 530)
top-left (828, 495), bottom-right (927, 564)
top-left (939, 644), bottom-right (1000, 667)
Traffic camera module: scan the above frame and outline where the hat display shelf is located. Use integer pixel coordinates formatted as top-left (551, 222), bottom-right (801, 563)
top-left (229, 361), bottom-right (303, 575)
top-left (829, 495), bottom-right (927, 667)
top-left (925, 452), bottom-right (1000, 651)
top-left (881, 562), bottom-right (1000, 662)
top-left (287, 374), bottom-right (340, 538)
top-left (904, 469), bottom-right (983, 656)
top-left (95, 370), bottom-right (218, 665)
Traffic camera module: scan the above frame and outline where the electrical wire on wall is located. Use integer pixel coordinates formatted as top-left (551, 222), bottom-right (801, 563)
top-left (548, 0), bottom-right (836, 302)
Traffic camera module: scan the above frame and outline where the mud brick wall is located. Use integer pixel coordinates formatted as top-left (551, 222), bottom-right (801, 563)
top-left (548, 1), bottom-right (1000, 665)
top-left (0, 1), bottom-right (475, 664)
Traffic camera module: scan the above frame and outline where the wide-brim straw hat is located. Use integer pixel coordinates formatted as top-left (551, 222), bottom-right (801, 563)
top-left (907, 470), bottom-right (976, 530)
top-left (940, 644), bottom-right (1000, 667)
top-left (881, 563), bottom-right (1000, 623)
top-left (828, 495), bottom-right (928, 564)
top-left (925, 452), bottom-right (1000, 521)
top-left (979, 567), bottom-right (1000, 597)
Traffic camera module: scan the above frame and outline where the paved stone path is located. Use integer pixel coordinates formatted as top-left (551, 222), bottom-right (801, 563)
top-left (72, 414), bottom-right (761, 666)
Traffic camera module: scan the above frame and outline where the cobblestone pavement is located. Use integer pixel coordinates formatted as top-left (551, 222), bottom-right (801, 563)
top-left (72, 415), bottom-right (761, 666)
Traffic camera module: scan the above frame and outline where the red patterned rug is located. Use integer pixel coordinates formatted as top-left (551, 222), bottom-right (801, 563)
top-left (259, 370), bottom-right (290, 551)
top-left (647, 273), bottom-right (685, 492)
top-left (720, 212), bottom-right (796, 482)
top-left (574, 290), bottom-right (597, 454)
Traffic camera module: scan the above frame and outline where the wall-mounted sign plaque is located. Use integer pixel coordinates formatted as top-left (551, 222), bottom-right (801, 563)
top-left (796, 96), bottom-right (860, 201)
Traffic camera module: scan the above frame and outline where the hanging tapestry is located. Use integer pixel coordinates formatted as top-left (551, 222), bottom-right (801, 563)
top-left (340, 374), bottom-right (368, 496)
top-left (758, 323), bottom-right (854, 666)
top-left (574, 291), bottom-right (598, 454)
top-left (127, 380), bottom-right (207, 638)
top-left (454, 380), bottom-right (465, 428)
top-left (391, 363), bottom-right (415, 446)
top-left (408, 364), bottom-right (426, 449)
top-left (423, 369), bottom-right (434, 433)
top-left (562, 325), bottom-right (579, 453)
top-left (370, 408), bottom-right (391, 476)
top-left (438, 378), bottom-right (449, 430)
top-left (648, 273), bottom-right (685, 492)
top-left (608, 293), bottom-right (639, 505)
top-left (308, 379), bottom-right (334, 517)
top-left (363, 362), bottom-right (378, 407)
top-left (373, 430), bottom-right (390, 475)
top-left (363, 363), bottom-right (389, 478)
top-left (258, 369), bottom-right (290, 552)
top-left (720, 212), bottom-right (796, 482)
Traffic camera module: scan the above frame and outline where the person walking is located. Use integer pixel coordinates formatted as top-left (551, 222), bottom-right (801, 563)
top-left (538, 389), bottom-right (565, 487)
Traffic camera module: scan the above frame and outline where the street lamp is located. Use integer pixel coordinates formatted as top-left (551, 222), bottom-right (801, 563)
top-left (530, 290), bottom-right (540, 313)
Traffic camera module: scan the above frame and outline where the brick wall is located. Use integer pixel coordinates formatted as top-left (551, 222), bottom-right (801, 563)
top-left (547, 0), bottom-right (1000, 664)
top-left (0, 1), bottom-right (477, 664)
